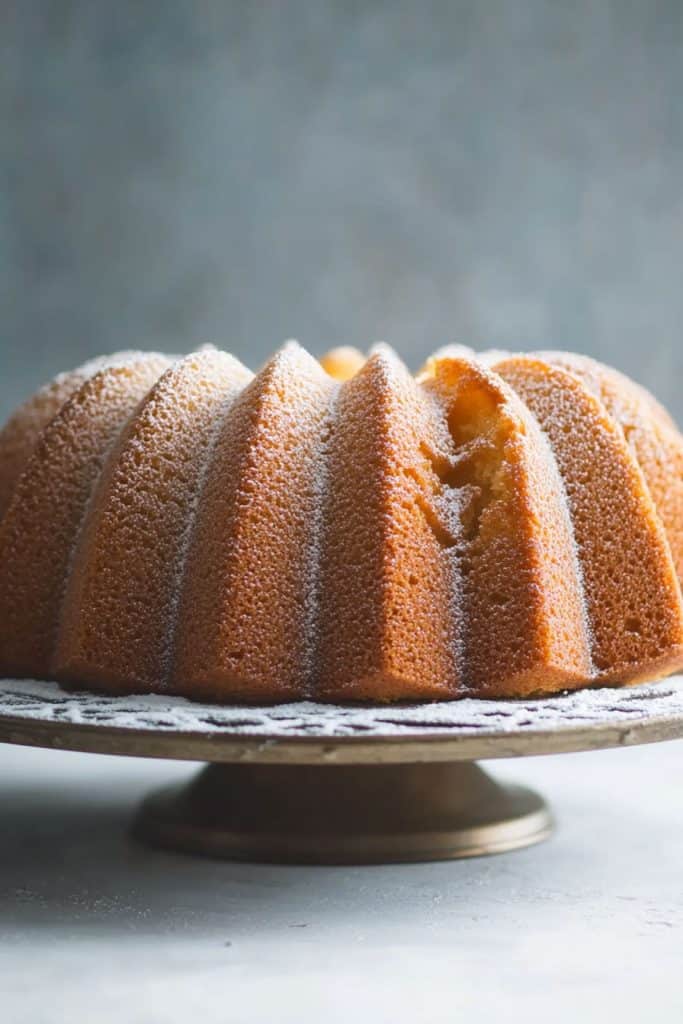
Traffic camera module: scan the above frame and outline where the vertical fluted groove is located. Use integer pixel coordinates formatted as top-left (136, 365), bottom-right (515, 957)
top-left (537, 350), bottom-right (683, 590)
top-left (495, 356), bottom-right (683, 685)
top-left (302, 378), bottom-right (341, 700)
top-left (0, 351), bottom-right (162, 522)
top-left (1, 343), bottom-right (683, 701)
top-left (54, 351), bottom-right (252, 692)
top-left (0, 355), bottom-right (170, 678)
top-left (164, 356), bottom-right (254, 689)
top-left (172, 342), bottom-right (335, 700)
top-left (316, 347), bottom-right (462, 701)
top-left (0, 370), bottom-right (90, 520)
top-left (421, 355), bottom-right (591, 697)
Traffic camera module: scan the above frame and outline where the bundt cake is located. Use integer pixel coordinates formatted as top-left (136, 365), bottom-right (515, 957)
top-left (1, 343), bottom-right (682, 703)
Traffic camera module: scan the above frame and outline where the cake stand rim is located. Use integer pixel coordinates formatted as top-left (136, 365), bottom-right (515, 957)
top-left (1, 678), bottom-right (683, 764)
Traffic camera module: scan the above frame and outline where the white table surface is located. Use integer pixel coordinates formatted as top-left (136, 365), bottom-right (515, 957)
top-left (1, 737), bottom-right (681, 1024)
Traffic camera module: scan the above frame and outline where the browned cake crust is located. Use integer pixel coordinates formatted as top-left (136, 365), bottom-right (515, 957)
top-left (0, 351), bottom-right (149, 518)
top-left (54, 350), bottom-right (252, 693)
top-left (172, 344), bottom-right (335, 701)
top-left (420, 357), bottom-right (591, 698)
top-left (0, 355), bottom-right (170, 678)
top-left (1, 343), bottom-right (682, 702)
top-left (494, 356), bottom-right (683, 687)
top-left (317, 347), bottom-right (463, 701)
top-left (537, 351), bottom-right (683, 588)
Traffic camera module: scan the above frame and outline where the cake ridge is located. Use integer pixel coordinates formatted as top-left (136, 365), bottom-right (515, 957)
top-left (493, 353), bottom-right (683, 685)
top-left (422, 353), bottom-right (592, 696)
top-left (1, 342), bottom-right (683, 702)
top-left (171, 342), bottom-right (335, 700)
top-left (316, 345), bottom-right (466, 700)
top-left (0, 349), bottom-right (168, 520)
top-left (534, 349), bottom-right (683, 586)
top-left (53, 349), bottom-right (252, 693)
top-left (0, 353), bottom-right (171, 678)
top-left (163, 352), bottom-right (254, 690)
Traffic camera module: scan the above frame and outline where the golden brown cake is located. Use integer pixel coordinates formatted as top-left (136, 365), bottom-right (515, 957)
top-left (1, 343), bottom-right (682, 703)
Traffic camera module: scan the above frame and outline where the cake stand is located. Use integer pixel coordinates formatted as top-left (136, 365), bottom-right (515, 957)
top-left (1, 677), bottom-right (682, 864)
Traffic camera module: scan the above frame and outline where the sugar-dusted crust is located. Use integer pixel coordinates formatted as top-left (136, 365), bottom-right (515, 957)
top-left (0, 355), bottom-right (170, 678)
top-left (54, 350), bottom-right (251, 693)
top-left (422, 356), bottom-right (591, 697)
top-left (172, 343), bottom-right (336, 701)
top-left (494, 355), bottom-right (683, 686)
top-left (317, 347), bottom-right (463, 701)
top-left (0, 351), bottom-right (158, 518)
top-left (537, 351), bottom-right (683, 587)
top-left (1, 343), bottom-right (682, 703)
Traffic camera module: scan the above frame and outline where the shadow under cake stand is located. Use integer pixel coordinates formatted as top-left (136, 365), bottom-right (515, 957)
top-left (1, 677), bottom-right (682, 864)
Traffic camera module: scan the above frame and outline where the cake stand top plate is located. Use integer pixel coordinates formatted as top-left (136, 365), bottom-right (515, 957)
top-left (1, 677), bottom-right (683, 764)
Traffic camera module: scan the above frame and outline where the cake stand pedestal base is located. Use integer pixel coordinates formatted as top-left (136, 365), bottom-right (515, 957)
top-left (132, 761), bottom-right (553, 864)
top-left (4, 677), bottom-right (682, 865)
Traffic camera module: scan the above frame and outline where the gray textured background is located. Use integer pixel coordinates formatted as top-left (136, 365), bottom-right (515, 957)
top-left (2, 1), bottom-right (682, 424)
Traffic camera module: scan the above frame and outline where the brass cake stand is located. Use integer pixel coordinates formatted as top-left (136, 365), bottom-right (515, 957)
top-left (1, 678), bottom-right (682, 864)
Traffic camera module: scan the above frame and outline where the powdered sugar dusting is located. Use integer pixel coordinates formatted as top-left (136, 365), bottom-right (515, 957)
top-left (1, 676), bottom-right (682, 742)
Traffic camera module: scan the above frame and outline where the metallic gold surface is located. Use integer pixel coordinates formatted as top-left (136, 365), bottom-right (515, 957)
top-left (2, 679), bottom-right (682, 861)
top-left (132, 762), bottom-right (553, 864)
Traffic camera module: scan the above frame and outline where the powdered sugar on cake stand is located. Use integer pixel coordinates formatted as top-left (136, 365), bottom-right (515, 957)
top-left (3, 675), bottom-right (683, 865)
top-left (1, 676), bottom-right (683, 764)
